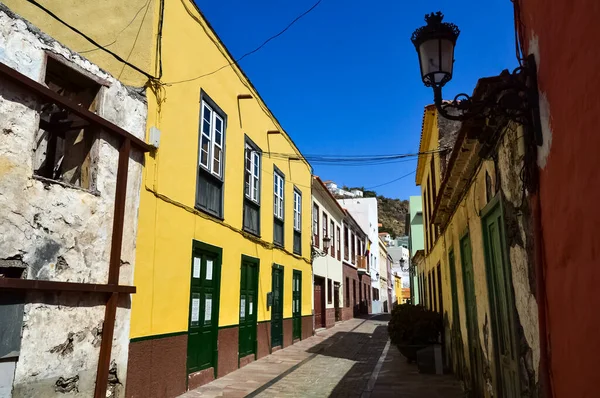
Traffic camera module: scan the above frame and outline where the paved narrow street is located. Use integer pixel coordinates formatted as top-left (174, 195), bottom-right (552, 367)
top-left (180, 316), bottom-right (463, 398)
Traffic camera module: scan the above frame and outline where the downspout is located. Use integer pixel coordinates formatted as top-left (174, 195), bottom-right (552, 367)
top-left (531, 191), bottom-right (551, 397)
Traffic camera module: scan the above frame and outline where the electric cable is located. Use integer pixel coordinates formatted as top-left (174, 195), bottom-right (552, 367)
top-left (78, 0), bottom-right (150, 54)
top-left (25, 0), bottom-right (156, 80)
top-left (117, 0), bottom-right (153, 79)
top-left (165, 0), bottom-right (323, 85)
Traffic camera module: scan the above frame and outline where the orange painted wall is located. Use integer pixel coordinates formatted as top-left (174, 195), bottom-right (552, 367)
top-left (518, 1), bottom-right (600, 396)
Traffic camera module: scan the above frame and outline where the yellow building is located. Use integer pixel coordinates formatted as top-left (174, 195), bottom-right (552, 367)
top-left (415, 78), bottom-right (540, 397)
top-left (393, 274), bottom-right (402, 306)
top-left (6, 1), bottom-right (314, 395)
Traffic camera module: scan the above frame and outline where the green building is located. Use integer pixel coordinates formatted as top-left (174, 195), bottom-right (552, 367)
top-left (408, 196), bottom-right (424, 304)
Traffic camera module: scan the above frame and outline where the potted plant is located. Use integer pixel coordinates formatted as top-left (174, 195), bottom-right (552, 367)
top-left (387, 304), bottom-right (442, 362)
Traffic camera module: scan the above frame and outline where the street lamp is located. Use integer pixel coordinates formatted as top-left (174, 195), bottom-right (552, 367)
top-left (312, 236), bottom-right (332, 258)
top-left (411, 11), bottom-right (460, 90)
top-left (411, 12), bottom-right (542, 144)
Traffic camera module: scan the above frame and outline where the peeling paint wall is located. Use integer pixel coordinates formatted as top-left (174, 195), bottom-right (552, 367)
top-left (0, 8), bottom-right (145, 398)
top-left (422, 121), bottom-right (540, 397)
top-left (518, 0), bottom-right (600, 395)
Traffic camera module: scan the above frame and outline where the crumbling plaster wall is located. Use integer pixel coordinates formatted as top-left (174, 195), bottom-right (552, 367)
top-left (437, 123), bottom-right (539, 397)
top-left (0, 8), bottom-right (146, 397)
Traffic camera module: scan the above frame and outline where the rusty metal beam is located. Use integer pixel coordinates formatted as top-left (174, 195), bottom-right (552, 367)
top-left (0, 61), bottom-right (151, 152)
top-left (0, 279), bottom-right (135, 294)
top-left (94, 138), bottom-right (131, 398)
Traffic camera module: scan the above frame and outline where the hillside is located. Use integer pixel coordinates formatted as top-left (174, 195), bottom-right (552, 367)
top-left (377, 196), bottom-right (409, 238)
top-left (345, 187), bottom-right (409, 238)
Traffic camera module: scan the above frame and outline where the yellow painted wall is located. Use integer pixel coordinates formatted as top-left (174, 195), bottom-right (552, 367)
top-left (7, 0), bottom-right (314, 338)
top-left (131, 0), bottom-right (313, 338)
top-left (3, 0), bottom-right (157, 87)
top-left (416, 108), bottom-right (512, 398)
top-left (394, 276), bottom-right (402, 304)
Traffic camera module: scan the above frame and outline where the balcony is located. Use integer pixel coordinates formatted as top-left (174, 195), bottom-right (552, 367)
top-left (356, 255), bottom-right (368, 274)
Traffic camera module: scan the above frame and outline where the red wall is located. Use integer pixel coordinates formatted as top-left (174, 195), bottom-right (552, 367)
top-left (518, 1), bottom-right (600, 396)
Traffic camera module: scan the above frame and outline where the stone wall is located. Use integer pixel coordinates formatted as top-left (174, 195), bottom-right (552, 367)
top-left (0, 7), bottom-right (146, 397)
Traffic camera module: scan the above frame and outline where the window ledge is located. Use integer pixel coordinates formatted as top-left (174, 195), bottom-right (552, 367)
top-left (242, 228), bottom-right (261, 239)
top-left (193, 205), bottom-right (224, 221)
top-left (33, 175), bottom-right (100, 197)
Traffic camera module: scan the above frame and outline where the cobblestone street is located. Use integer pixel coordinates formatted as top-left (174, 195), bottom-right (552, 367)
top-left (180, 316), bottom-right (463, 398)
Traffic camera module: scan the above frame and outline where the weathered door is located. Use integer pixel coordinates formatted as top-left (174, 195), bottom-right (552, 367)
top-left (482, 198), bottom-right (520, 398)
top-left (334, 283), bottom-right (340, 321)
top-left (271, 265), bottom-right (284, 348)
top-left (239, 256), bottom-right (258, 360)
top-left (313, 277), bottom-right (325, 328)
top-left (460, 234), bottom-right (483, 395)
top-left (292, 270), bottom-right (302, 340)
top-left (448, 249), bottom-right (465, 378)
top-left (187, 242), bottom-right (221, 377)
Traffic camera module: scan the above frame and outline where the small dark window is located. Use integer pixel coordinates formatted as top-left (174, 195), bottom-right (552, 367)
top-left (313, 203), bottom-right (319, 248)
top-left (196, 93), bottom-right (226, 218)
top-left (327, 278), bottom-right (333, 304)
top-left (322, 213), bottom-right (328, 252)
top-left (273, 168), bottom-right (284, 247)
top-left (329, 220), bottom-right (335, 256)
top-left (293, 188), bottom-right (302, 255)
top-left (344, 225), bottom-right (349, 261)
top-left (34, 56), bottom-right (101, 190)
top-left (351, 232), bottom-right (356, 264)
top-left (243, 138), bottom-right (261, 236)
top-left (345, 277), bottom-right (350, 307)
top-left (336, 226), bottom-right (341, 260)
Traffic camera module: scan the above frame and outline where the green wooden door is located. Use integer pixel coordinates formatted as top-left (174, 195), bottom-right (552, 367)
top-left (292, 270), bottom-right (302, 340)
top-left (239, 256), bottom-right (259, 359)
top-left (460, 234), bottom-right (483, 395)
top-left (448, 249), bottom-right (466, 378)
top-left (482, 198), bottom-right (520, 398)
top-left (187, 242), bottom-right (221, 376)
top-left (271, 265), bottom-right (284, 348)
top-left (448, 250), bottom-right (460, 328)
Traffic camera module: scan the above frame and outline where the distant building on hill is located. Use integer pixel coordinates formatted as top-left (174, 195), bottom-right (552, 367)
top-left (324, 181), bottom-right (364, 198)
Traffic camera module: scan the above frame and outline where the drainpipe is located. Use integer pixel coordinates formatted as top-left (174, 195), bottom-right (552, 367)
top-left (531, 190), bottom-right (552, 397)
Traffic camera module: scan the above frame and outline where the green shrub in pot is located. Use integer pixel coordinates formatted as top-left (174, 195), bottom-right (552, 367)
top-left (388, 304), bottom-right (443, 362)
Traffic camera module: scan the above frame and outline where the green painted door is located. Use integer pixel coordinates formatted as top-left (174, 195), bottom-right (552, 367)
top-left (239, 256), bottom-right (259, 359)
top-left (460, 234), bottom-right (483, 395)
top-left (292, 270), bottom-right (302, 340)
top-left (271, 266), bottom-right (284, 348)
top-left (448, 250), bottom-right (460, 328)
top-left (187, 242), bottom-right (221, 376)
top-left (448, 249), bottom-right (466, 379)
top-left (482, 198), bottom-right (520, 398)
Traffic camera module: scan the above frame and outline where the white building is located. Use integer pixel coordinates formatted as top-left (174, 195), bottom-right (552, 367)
top-left (388, 244), bottom-right (411, 289)
top-left (311, 177), bottom-right (346, 329)
top-left (324, 181), bottom-right (364, 198)
top-left (337, 197), bottom-right (383, 313)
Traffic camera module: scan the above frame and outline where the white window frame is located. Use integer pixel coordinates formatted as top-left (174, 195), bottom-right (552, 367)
top-left (199, 101), bottom-right (224, 178)
top-left (293, 190), bottom-right (302, 231)
top-left (274, 171), bottom-right (284, 220)
top-left (245, 143), bottom-right (260, 203)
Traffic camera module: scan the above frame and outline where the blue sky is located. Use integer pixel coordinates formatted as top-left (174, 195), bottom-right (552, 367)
top-left (197, 0), bottom-right (517, 199)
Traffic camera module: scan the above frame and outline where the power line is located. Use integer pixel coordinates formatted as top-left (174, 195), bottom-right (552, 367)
top-left (25, 0), bottom-right (156, 80)
top-left (165, 0), bottom-right (323, 85)
top-left (364, 171), bottom-right (416, 190)
top-left (262, 148), bottom-right (448, 166)
top-left (117, 0), bottom-right (153, 79)
top-left (78, 0), bottom-right (150, 54)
